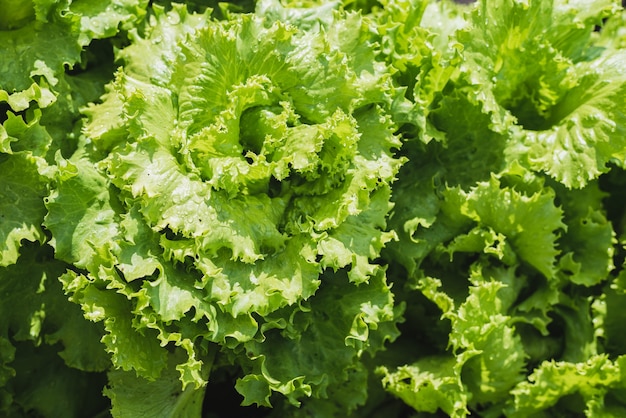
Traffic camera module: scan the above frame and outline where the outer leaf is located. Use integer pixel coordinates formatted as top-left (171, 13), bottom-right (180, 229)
top-left (506, 355), bottom-right (626, 417)
top-left (6, 342), bottom-right (109, 418)
top-left (44, 154), bottom-right (119, 269)
top-left (379, 357), bottom-right (469, 418)
top-left (460, 176), bottom-right (565, 278)
top-left (66, 0), bottom-right (149, 46)
top-left (0, 21), bottom-right (81, 93)
top-left (235, 269), bottom-right (401, 411)
top-left (0, 153), bottom-right (48, 267)
top-left (554, 181), bottom-right (616, 286)
top-left (60, 270), bottom-right (170, 382)
top-left (517, 51), bottom-right (626, 188)
top-left (381, 268), bottom-right (527, 416)
top-left (596, 283), bottom-right (626, 358)
top-left (449, 278), bottom-right (526, 406)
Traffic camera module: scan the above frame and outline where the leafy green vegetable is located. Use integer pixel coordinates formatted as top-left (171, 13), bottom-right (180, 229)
top-left (43, 2), bottom-right (403, 414)
top-left (3, 0), bottom-right (626, 416)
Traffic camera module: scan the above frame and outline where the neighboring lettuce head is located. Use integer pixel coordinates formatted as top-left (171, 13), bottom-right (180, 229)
top-left (46, 4), bottom-right (403, 413)
top-left (376, 0), bottom-right (626, 416)
top-left (456, 0), bottom-right (626, 189)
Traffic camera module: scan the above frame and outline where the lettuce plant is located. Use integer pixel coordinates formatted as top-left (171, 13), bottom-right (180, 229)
top-left (43, 1), bottom-right (404, 415)
top-left (379, 0), bottom-right (626, 416)
top-left (2, 0), bottom-right (626, 417)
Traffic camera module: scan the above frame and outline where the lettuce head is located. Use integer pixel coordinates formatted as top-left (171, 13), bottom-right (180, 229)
top-left (43, 3), bottom-right (404, 414)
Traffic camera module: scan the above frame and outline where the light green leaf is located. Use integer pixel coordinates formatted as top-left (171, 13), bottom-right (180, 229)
top-left (517, 51), bottom-right (626, 188)
top-left (236, 269), bottom-right (400, 412)
top-left (379, 356), bottom-right (469, 417)
top-left (507, 355), bottom-right (626, 417)
top-left (460, 176), bottom-right (565, 278)
top-left (44, 154), bottom-right (119, 269)
top-left (0, 154), bottom-right (48, 267)
top-left (450, 279), bottom-right (526, 406)
top-left (60, 270), bottom-right (169, 381)
top-left (66, 0), bottom-right (149, 46)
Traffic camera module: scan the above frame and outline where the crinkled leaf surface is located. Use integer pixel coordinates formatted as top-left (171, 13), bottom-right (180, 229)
top-left (0, 154), bottom-right (48, 267)
top-left (5, 0), bottom-right (626, 417)
top-left (49, 3), bottom-right (403, 412)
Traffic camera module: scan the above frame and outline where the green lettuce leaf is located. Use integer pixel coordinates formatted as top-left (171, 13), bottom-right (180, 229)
top-left (597, 7), bottom-right (626, 51)
top-left (371, 0), bottom-right (470, 143)
top-left (379, 356), bottom-right (469, 417)
top-left (0, 152), bottom-right (48, 267)
top-left (457, 175), bottom-right (565, 279)
top-left (380, 267), bottom-right (527, 416)
top-left (44, 153), bottom-right (119, 270)
top-left (553, 180), bottom-right (616, 287)
top-left (0, 0), bottom-right (147, 94)
top-left (506, 355), bottom-right (626, 417)
top-left (236, 268), bottom-right (401, 412)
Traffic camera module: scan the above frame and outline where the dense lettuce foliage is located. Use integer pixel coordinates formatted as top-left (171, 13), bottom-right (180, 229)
top-left (2, 0), bottom-right (626, 416)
